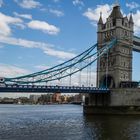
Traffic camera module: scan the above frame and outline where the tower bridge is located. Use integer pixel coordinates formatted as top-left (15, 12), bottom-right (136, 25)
top-left (133, 36), bottom-right (140, 52)
top-left (1, 3), bottom-right (140, 114)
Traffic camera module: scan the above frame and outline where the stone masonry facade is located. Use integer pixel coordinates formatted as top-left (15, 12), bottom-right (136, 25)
top-left (97, 3), bottom-right (134, 88)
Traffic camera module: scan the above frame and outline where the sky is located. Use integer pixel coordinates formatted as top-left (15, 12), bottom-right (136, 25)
top-left (0, 0), bottom-right (140, 97)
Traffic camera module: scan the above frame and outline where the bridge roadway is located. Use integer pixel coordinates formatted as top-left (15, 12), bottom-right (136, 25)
top-left (0, 84), bottom-right (110, 94)
top-left (133, 36), bottom-right (140, 52)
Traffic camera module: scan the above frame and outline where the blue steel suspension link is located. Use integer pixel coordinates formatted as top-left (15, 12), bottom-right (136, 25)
top-left (11, 42), bottom-right (108, 84)
top-left (5, 39), bottom-right (117, 84)
top-left (38, 39), bottom-right (117, 83)
top-left (6, 43), bottom-right (98, 83)
top-left (17, 39), bottom-right (117, 84)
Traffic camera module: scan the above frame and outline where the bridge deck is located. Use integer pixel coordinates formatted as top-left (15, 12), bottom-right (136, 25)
top-left (133, 36), bottom-right (140, 52)
top-left (0, 85), bottom-right (110, 93)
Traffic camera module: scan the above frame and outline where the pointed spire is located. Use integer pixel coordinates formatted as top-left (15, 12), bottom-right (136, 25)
top-left (110, 1), bottom-right (123, 19)
top-left (124, 16), bottom-right (128, 21)
top-left (98, 12), bottom-right (103, 24)
top-left (129, 11), bottom-right (134, 24)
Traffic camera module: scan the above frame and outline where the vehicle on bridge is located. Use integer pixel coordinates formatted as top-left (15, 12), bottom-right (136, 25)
top-left (120, 81), bottom-right (139, 88)
top-left (0, 77), bottom-right (5, 83)
top-left (0, 77), bottom-right (6, 87)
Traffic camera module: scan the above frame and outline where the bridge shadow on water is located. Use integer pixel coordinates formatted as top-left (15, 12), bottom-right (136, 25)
top-left (84, 114), bottom-right (140, 140)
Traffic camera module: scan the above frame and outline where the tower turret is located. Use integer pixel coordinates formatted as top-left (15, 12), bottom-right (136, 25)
top-left (98, 12), bottom-right (103, 31)
top-left (129, 13), bottom-right (134, 31)
top-left (97, 3), bottom-right (134, 88)
top-left (129, 13), bottom-right (134, 24)
top-left (97, 12), bottom-right (104, 45)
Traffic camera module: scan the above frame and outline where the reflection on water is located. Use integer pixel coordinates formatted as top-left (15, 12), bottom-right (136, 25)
top-left (0, 105), bottom-right (140, 140)
top-left (85, 115), bottom-right (140, 140)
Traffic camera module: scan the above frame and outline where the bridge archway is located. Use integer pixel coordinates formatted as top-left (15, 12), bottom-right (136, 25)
top-left (100, 75), bottom-right (115, 88)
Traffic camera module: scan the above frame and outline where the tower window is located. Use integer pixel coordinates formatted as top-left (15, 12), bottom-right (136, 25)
top-left (107, 23), bottom-right (109, 28)
top-left (125, 31), bottom-right (127, 36)
top-left (113, 19), bottom-right (116, 26)
top-left (124, 62), bottom-right (125, 67)
top-left (125, 23), bottom-right (127, 27)
top-left (124, 74), bottom-right (125, 79)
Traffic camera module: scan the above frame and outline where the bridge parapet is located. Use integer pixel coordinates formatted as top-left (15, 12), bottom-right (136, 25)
top-left (0, 84), bottom-right (110, 93)
top-left (133, 36), bottom-right (140, 52)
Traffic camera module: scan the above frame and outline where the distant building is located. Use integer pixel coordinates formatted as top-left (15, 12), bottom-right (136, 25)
top-left (74, 94), bottom-right (82, 102)
top-left (63, 95), bottom-right (69, 102)
top-left (52, 93), bottom-right (61, 103)
top-left (30, 95), bottom-right (41, 103)
top-left (0, 98), bottom-right (14, 104)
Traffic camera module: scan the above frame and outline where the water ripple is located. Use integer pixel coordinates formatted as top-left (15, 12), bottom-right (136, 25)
top-left (0, 105), bottom-right (140, 140)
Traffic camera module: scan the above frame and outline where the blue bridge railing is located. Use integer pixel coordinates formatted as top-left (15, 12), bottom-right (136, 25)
top-left (0, 84), bottom-right (110, 93)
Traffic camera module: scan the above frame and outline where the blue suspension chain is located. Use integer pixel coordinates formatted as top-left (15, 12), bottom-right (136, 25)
top-left (106, 42), bottom-right (109, 88)
top-left (5, 39), bottom-right (117, 85)
top-left (89, 58), bottom-right (92, 87)
top-left (79, 70), bottom-right (81, 87)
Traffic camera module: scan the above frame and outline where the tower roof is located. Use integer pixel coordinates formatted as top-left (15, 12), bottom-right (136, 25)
top-left (98, 12), bottom-right (103, 24)
top-left (109, 5), bottom-right (123, 19)
top-left (129, 13), bottom-right (134, 24)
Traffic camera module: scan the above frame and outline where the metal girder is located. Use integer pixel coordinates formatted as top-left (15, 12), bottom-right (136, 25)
top-left (0, 85), bottom-right (110, 93)
top-left (133, 36), bottom-right (140, 52)
top-left (5, 39), bottom-right (117, 85)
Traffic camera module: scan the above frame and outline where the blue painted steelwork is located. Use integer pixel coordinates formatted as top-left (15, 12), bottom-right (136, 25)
top-left (7, 43), bottom-right (97, 79)
top-left (1, 34), bottom-right (140, 93)
top-left (0, 84), bottom-right (110, 93)
top-left (133, 36), bottom-right (140, 52)
top-left (4, 39), bottom-right (117, 85)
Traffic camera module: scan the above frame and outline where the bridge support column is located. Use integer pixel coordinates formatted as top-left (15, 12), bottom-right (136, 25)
top-left (84, 88), bottom-right (140, 115)
top-left (83, 93), bottom-right (110, 114)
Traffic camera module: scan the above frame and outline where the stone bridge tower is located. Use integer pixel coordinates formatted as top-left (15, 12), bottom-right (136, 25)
top-left (97, 3), bottom-right (134, 88)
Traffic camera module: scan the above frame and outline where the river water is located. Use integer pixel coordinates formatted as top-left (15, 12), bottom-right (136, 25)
top-left (0, 104), bottom-right (140, 140)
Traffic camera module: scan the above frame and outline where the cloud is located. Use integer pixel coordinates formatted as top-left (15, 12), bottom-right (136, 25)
top-left (0, 36), bottom-right (76, 59)
top-left (60, 71), bottom-right (97, 86)
top-left (83, 4), bottom-right (112, 25)
top-left (73, 0), bottom-right (84, 6)
top-left (0, 44), bottom-right (4, 48)
top-left (14, 23), bottom-right (26, 29)
top-left (0, 12), bottom-right (23, 36)
top-left (49, 9), bottom-right (64, 17)
top-left (40, 8), bottom-right (47, 12)
top-left (80, 71), bottom-right (96, 86)
top-left (57, 60), bottom-right (65, 64)
top-left (126, 2), bottom-right (140, 10)
top-left (27, 20), bottom-right (60, 35)
top-left (0, 0), bottom-right (3, 7)
top-left (40, 8), bottom-right (64, 17)
top-left (43, 48), bottom-right (75, 59)
top-left (0, 64), bottom-right (30, 77)
top-left (35, 65), bottom-right (50, 70)
top-left (13, 12), bottom-right (32, 20)
top-left (15, 0), bottom-right (41, 9)
top-left (132, 10), bottom-right (140, 35)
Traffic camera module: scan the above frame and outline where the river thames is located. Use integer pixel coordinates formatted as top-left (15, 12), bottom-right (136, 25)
top-left (0, 104), bottom-right (140, 140)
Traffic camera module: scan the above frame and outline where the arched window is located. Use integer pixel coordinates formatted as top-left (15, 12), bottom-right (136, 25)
top-left (125, 31), bottom-right (127, 36)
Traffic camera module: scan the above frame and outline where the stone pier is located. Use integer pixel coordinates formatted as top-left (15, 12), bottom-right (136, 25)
top-left (84, 88), bottom-right (140, 115)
